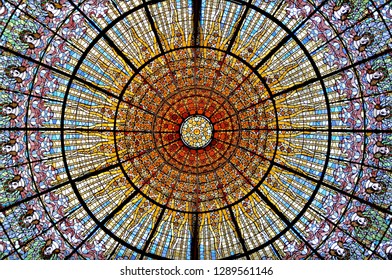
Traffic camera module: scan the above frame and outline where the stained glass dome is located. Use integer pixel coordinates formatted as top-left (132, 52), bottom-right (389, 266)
top-left (0, 0), bottom-right (391, 260)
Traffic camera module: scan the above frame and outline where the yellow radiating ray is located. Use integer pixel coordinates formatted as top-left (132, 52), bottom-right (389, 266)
top-left (91, 60), bottom-right (130, 93)
top-left (201, 4), bottom-right (224, 52)
top-left (121, 199), bottom-right (158, 234)
top-left (264, 61), bottom-right (297, 76)
top-left (70, 131), bottom-right (124, 167)
top-left (176, 212), bottom-right (191, 237)
top-left (130, 26), bottom-right (152, 53)
top-left (128, 26), bottom-right (158, 65)
top-left (167, 2), bottom-right (187, 49)
top-left (276, 109), bottom-right (316, 123)
top-left (256, 52), bottom-right (278, 74)
top-left (262, 169), bottom-right (298, 202)
top-left (93, 171), bottom-right (131, 198)
top-left (155, 24), bottom-right (171, 51)
top-left (66, 97), bottom-right (129, 129)
top-left (233, 21), bottom-right (268, 58)
top-left (265, 64), bottom-right (299, 92)
top-left (273, 132), bottom-right (321, 159)
top-left (201, 212), bottom-right (223, 256)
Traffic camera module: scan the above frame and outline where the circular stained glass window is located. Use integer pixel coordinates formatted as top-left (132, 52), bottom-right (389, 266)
top-left (0, 0), bottom-right (391, 261)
